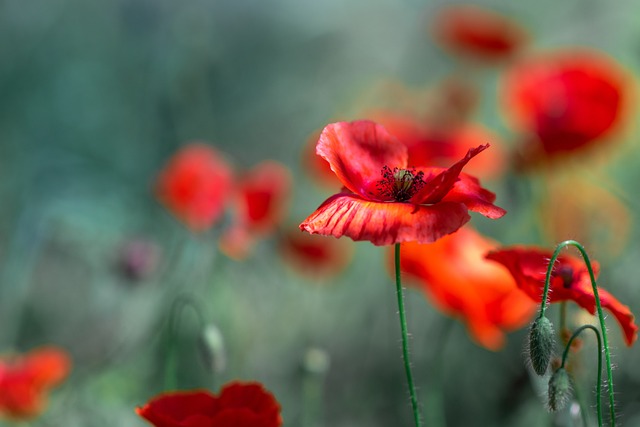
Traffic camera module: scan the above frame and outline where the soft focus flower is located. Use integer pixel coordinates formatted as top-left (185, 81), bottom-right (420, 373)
top-left (431, 4), bottom-right (528, 62)
top-left (136, 381), bottom-right (283, 427)
top-left (220, 161), bottom-right (292, 259)
top-left (0, 346), bottom-right (71, 420)
top-left (155, 143), bottom-right (233, 232)
top-left (299, 120), bottom-right (505, 246)
top-left (486, 247), bottom-right (638, 346)
top-left (501, 49), bottom-right (631, 162)
top-left (399, 227), bottom-right (537, 350)
top-left (118, 238), bottom-right (161, 281)
top-left (278, 228), bottom-right (354, 279)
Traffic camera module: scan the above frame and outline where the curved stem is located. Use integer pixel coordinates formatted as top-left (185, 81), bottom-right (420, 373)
top-left (541, 240), bottom-right (615, 426)
top-left (394, 243), bottom-right (422, 427)
top-left (560, 325), bottom-right (603, 427)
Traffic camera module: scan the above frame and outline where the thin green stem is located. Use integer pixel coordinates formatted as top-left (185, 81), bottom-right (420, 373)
top-left (394, 244), bottom-right (422, 427)
top-left (560, 325), bottom-right (603, 427)
top-left (539, 240), bottom-right (615, 426)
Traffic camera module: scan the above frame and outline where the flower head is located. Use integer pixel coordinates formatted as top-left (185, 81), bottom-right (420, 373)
top-left (486, 247), bottom-right (638, 346)
top-left (155, 143), bottom-right (233, 232)
top-left (399, 227), bottom-right (536, 350)
top-left (0, 346), bottom-right (71, 420)
top-left (299, 120), bottom-right (505, 246)
top-left (430, 4), bottom-right (528, 62)
top-left (501, 49), bottom-right (631, 162)
top-left (136, 381), bottom-right (282, 427)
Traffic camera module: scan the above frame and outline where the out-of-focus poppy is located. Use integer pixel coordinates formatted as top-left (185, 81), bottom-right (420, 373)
top-left (431, 4), bottom-right (528, 62)
top-left (155, 143), bottom-right (233, 232)
top-left (0, 346), bottom-right (71, 420)
top-left (278, 228), bottom-right (353, 279)
top-left (399, 227), bottom-right (537, 350)
top-left (501, 49), bottom-right (631, 162)
top-left (136, 381), bottom-right (283, 427)
top-left (486, 247), bottom-right (638, 346)
top-left (368, 111), bottom-right (506, 180)
top-left (119, 238), bottom-right (161, 281)
top-left (220, 161), bottom-right (292, 259)
top-left (299, 120), bottom-right (505, 246)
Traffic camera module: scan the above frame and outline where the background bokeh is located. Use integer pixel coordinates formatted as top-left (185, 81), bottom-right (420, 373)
top-left (2, 0), bottom-right (640, 425)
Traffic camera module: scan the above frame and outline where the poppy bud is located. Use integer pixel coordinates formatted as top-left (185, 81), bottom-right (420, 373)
top-left (197, 324), bottom-right (226, 375)
top-left (302, 347), bottom-right (330, 376)
top-left (548, 367), bottom-right (572, 412)
top-left (529, 316), bottom-right (555, 375)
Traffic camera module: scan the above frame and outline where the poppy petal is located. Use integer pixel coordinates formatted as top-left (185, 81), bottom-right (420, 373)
top-left (300, 193), bottom-right (471, 246)
top-left (441, 173), bottom-right (506, 219)
top-left (136, 390), bottom-right (218, 427)
top-left (317, 121), bottom-right (408, 199)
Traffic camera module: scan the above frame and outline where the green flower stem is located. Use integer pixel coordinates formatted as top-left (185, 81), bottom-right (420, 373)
top-left (560, 325), bottom-right (603, 427)
top-left (164, 294), bottom-right (206, 390)
top-left (394, 243), bottom-right (422, 427)
top-left (539, 240), bottom-right (615, 426)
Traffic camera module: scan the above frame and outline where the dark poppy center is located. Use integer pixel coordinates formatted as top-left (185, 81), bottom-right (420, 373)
top-left (377, 166), bottom-right (426, 202)
top-left (554, 265), bottom-right (574, 288)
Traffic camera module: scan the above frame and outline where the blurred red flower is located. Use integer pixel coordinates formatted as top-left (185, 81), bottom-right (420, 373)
top-left (0, 346), bottom-right (71, 420)
top-left (486, 247), bottom-right (638, 346)
top-left (278, 228), bottom-right (353, 279)
top-left (399, 227), bottom-right (537, 350)
top-left (299, 120), bottom-right (505, 246)
top-left (136, 381), bottom-right (282, 427)
top-left (156, 143), bottom-right (233, 232)
top-left (501, 49), bottom-right (631, 161)
top-left (431, 4), bottom-right (528, 62)
top-left (220, 161), bottom-right (292, 259)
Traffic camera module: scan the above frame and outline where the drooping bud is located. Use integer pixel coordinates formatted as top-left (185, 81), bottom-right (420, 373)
top-left (529, 316), bottom-right (555, 375)
top-left (197, 323), bottom-right (226, 375)
top-left (548, 367), bottom-right (572, 411)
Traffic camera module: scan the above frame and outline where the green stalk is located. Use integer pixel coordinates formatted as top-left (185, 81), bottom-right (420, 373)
top-left (394, 243), bottom-right (422, 427)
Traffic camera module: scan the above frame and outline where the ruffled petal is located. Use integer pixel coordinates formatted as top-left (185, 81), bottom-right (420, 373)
top-left (410, 144), bottom-right (489, 205)
top-left (317, 121), bottom-right (408, 199)
top-left (300, 193), bottom-right (470, 246)
top-left (441, 173), bottom-right (506, 219)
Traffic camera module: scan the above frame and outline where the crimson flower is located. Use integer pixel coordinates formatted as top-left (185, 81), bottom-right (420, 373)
top-left (155, 143), bottom-right (233, 232)
top-left (431, 4), bottom-right (528, 62)
top-left (486, 247), bottom-right (638, 346)
top-left (219, 161), bottom-right (292, 259)
top-left (399, 226), bottom-right (537, 350)
top-left (136, 381), bottom-right (282, 427)
top-left (501, 49), bottom-right (630, 161)
top-left (0, 346), bottom-right (71, 420)
top-left (299, 120), bottom-right (505, 246)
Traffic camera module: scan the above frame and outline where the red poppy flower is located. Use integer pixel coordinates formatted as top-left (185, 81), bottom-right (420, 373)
top-left (0, 346), bottom-right (71, 419)
top-left (431, 4), bottom-right (528, 62)
top-left (399, 227), bottom-right (536, 350)
top-left (220, 161), bottom-right (292, 259)
top-left (299, 120), bottom-right (505, 246)
top-left (501, 49), bottom-right (630, 159)
top-left (486, 247), bottom-right (638, 346)
top-left (155, 143), bottom-right (233, 232)
top-left (136, 381), bottom-right (283, 427)
top-left (278, 228), bottom-right (354, 279)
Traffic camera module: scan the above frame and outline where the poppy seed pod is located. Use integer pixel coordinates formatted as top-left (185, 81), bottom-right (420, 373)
top-left (548, 367), bottom-right (572, 412)
top-left (529, 316), bottom-right (555, 375)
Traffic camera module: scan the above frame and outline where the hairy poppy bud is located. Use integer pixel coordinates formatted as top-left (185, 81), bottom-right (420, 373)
top-left (198, 323), bottom-right (226, 374)
top-left (548, 367), bottom-right (572, 411)
top-left (529, 316), bottom-right (555, 375)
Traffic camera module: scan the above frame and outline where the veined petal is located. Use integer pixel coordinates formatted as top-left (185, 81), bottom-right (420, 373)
top-left (300, 193), bottom-right (470, 246)
top-left (410, 144), bottom-right (489, 205)
top-left (441, 173), bottom-right (506, 219)
top-left (317, 121), bottom-right (408, 199)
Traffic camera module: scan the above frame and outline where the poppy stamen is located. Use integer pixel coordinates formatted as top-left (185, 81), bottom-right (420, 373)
top-left (377, 166), bottom-right (426, 202)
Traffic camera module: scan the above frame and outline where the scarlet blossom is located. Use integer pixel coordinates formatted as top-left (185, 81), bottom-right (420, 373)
top-left (299, 120), bottom-right (505, 246)
top-left (486, 247), bottom-right (638, 346)
top-left (136, 381), bottom-right (283, 427)
top-left (155, 143), bottom-right (233, 232)
top-left (501, 49), bottom-right (631, 161)
top-left (399, 227), bottom-right (537, 350)
top-left (278, 228), bottom-right (354, 279)
top-left (0, 346), bottom-right (71, 420)
top-left (219, 161), bottom-right (292, 259)
top-left (431, 4), bottom-right (528, 62)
